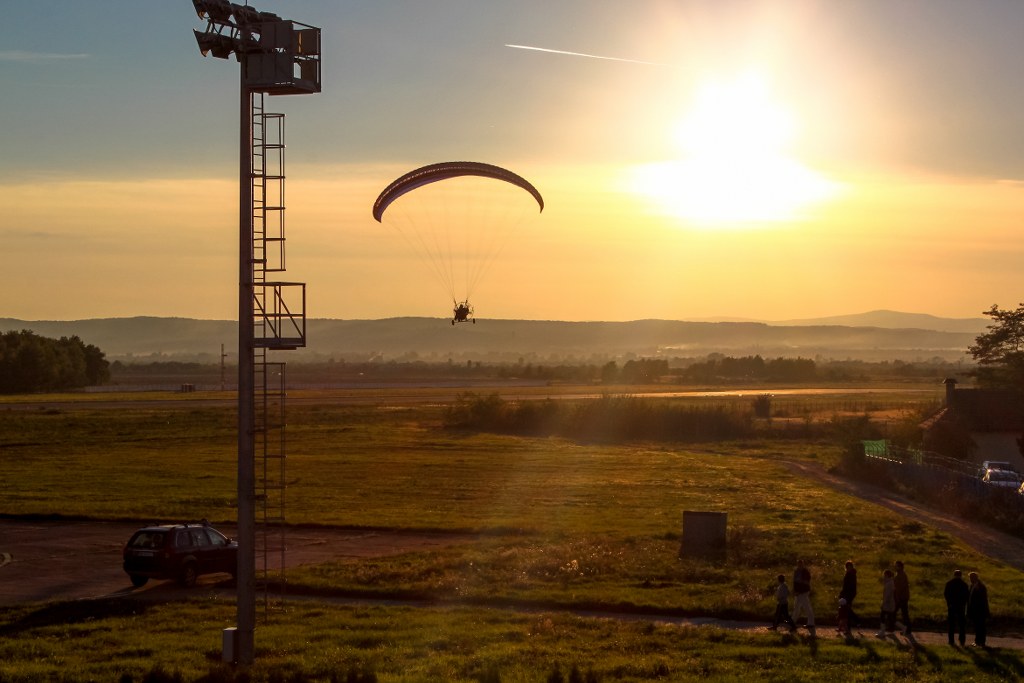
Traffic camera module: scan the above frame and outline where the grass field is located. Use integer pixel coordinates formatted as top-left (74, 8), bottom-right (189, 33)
top-left (4, 598), bottom-right (1024, 683)
top-left (1, 388), bottom-right (1022, 681)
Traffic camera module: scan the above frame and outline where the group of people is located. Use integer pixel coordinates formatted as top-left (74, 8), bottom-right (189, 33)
top-left (771, 559), bottom-right (992, 647)
top-left (944, 569), bottom-right (991, 647)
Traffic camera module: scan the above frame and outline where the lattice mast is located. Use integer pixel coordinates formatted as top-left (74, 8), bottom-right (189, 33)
top-left (190, 0), bottom-right (320, 666)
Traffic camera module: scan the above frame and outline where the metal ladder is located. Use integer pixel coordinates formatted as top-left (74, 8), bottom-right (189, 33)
top-left (250, 92), bottom-right (305, 612)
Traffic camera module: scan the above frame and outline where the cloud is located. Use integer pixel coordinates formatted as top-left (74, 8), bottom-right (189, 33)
top-left (0, 50), bottom-right (90, 63)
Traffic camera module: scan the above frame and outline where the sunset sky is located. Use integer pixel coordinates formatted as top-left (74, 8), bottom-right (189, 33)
top-left (2, 0), bottom-right (1023, 323)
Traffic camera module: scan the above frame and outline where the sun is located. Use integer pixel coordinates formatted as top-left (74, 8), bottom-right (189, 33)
top-left (676, 72), bottom-right (795, 159)
top-left (629, 72), bottom-right (840, 227)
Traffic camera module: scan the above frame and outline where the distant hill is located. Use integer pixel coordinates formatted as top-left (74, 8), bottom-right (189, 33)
top-left (770, 310), bottom-right (989, 334)
top-left (0, 312), bottom-right (984, 363)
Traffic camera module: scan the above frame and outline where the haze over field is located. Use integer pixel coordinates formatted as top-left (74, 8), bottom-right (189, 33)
top-left (2, 2), bottom-right (1023, 323)
top-left (0, 311), bottom-right (986, 363)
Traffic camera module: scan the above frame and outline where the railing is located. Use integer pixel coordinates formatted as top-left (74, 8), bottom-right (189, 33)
top-left (253, 282), bottom-right (305, 349)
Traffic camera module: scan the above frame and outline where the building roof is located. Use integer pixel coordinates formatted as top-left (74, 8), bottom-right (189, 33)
top-left (941, 388), bottom-right (1024, 432)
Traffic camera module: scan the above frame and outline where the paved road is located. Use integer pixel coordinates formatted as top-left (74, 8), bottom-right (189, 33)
top-left (0, 519), bottom-right (473, 606)
top-left (787, 461), bottom-right (1024, 572)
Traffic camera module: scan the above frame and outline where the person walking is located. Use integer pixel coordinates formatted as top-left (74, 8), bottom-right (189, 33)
top-left (772, 573), bottom-right (795, 631)
top-left (944, 569), bottom-right (969, 646)
top-left (839, 560), bottom-right (859, 629)
top-left (967, 572), bottom-right (990, 648)
top-left (792, 559), bottom-right (815, 635)
top-left (877, 569), bottom-right (896, 637)
top-left (893, 560), bottom-right (912, 635)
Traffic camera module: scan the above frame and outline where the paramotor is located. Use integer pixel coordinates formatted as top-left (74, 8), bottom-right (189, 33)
top-left (372, 161), bottom-right (543, 323)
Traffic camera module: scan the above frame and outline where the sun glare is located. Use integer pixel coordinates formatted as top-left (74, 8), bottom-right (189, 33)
top-left (630, 72), bottom-right (840, 227)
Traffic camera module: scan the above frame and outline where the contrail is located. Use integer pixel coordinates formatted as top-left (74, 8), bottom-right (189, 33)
top-left (505, 44), bottom-right (664, 66)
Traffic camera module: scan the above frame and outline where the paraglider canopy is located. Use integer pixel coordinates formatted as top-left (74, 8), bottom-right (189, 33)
top-left (373, 161), bottom-right (544, 222)
top-left (372, 161), bottom-right (544, 321)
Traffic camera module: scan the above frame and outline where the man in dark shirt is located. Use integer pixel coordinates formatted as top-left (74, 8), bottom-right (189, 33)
top-left (893, 560), bottom-right (911, 635)
top-left (944, 569), bottom-right (969, 646)
top-left (839, 560), bottom-right (859, 629)
top-left (967, 572), bottom-right (990, 648)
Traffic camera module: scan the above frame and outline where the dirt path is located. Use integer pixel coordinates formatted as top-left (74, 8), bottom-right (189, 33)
top-left (4, 514), bottom-right (1024, 651)
top-left (785, 460), bottom-right (1024, 571)
top-left (0, 520), bottom-right (474, 606)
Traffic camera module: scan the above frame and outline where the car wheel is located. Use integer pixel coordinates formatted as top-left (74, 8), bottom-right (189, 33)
top-left (130, 575), bottom-right (149, 588)
top-left (179, 562), bottom-right (198, 587)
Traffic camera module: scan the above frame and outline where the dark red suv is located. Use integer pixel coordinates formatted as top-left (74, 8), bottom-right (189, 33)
top-left (122, 522), bottom-right (238, 587)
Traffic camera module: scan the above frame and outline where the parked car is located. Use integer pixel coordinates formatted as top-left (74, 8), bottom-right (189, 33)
top-left (122, 521), bottom-right (237, 587)
top-left (978, 460), bottom-right (1017, 477)
top-left (981, 468), bottom-right (1022, 489)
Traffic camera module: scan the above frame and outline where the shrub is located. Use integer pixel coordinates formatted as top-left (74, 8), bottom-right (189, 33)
top-left (751, 394), bottom-right (772, 419)
top-left (444, 392), bottom-right (758, 443)
top-left (444, 392), bottom-right (507, 430)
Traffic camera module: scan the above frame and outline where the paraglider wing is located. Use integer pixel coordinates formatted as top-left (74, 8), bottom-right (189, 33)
top-left (372, 161), bottom-right (544, 222)
top-left (372, 161), bottom-right (545, 316)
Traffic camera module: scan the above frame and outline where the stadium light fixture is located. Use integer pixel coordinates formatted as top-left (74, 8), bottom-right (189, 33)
top-left (193, 1), bottom-right (320, 93)
top-left (193, 0), bottom-right (234, 23)
top-left (194, 30), bottom-right (236, 60)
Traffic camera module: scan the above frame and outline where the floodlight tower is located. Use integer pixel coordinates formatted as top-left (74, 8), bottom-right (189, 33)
top-left (191, 0), bottom-right (320, 666)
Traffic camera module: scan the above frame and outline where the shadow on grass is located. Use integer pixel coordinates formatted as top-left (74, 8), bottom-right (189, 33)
top-left (967, 645), bottom-right (1024, 679)
top-left (774, 629), bottom-right (820, 657)
top-left (801, 632), bottom-right (820, 657)
top-left (906, 633), bottom-right (945, 672)
top-left (0, 598), bottom-right (157, 638)
top-left (836, 631), bottom-right (901, 666)
top-left (854, 638), bottom-right (885, 664)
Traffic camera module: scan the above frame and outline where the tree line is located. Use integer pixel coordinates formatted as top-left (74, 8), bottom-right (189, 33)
top-left (110, 354), bottom-right (965, 386)
top-left (676, 355), bottom-right (817, 383)
top-left (969, 302), bottom-right (1024, 389)
top-left (0, 330), bottom-right (109, 393)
